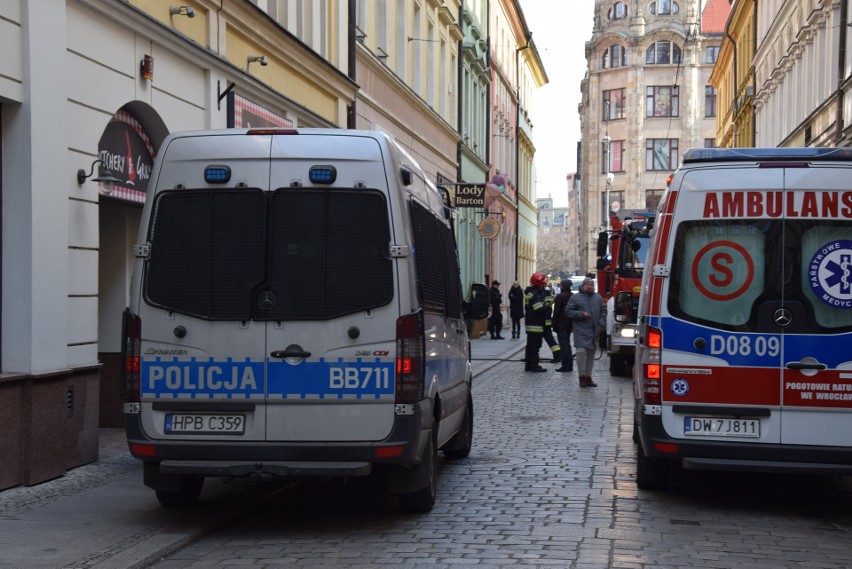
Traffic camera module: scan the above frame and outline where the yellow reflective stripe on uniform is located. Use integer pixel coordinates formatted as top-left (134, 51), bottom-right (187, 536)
top-left (532, 302), bottom-right (544, 310)
top-left (526, 325), bottom-right (544, 332)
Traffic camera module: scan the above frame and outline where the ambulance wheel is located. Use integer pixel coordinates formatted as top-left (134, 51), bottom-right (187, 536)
top-left (442, 397), bottom-right (473, 459)
top-left (155, 475), bottom-right (204, 507)
top-left (398, 429), bottom-right (438, 513)
top-left (636, 443), bottom-right (669, 490)
top-left (632, 418), bottom-right (639, 444)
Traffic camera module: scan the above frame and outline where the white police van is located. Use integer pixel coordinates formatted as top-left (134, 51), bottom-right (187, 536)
top-left (122, 128), bottom-right (472, 512)
top-left (633, 147), bottom-right (852, 489)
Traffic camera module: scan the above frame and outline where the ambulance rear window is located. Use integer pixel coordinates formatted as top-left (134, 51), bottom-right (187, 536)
top-left (669, 220), bottom-right (852, 334)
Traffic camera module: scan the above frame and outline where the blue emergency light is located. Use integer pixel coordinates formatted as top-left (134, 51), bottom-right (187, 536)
top-left (309, 166), bottom-right (337, 184)
top-left (204, 165), bottom-right (231, 184)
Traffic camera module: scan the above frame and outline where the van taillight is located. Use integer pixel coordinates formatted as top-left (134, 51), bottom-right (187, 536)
top-left (395, 311), bottom-right (425, 404)
top-left (641, 326), bottom-right (662, 404)
top-left (121, 308), bottom-right (142, 403)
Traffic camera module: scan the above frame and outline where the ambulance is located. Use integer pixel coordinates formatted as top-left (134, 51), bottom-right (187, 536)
top-left (121, 128), bottom-right (473, 512)
top-left (633, 147), bottom-right (852, 489)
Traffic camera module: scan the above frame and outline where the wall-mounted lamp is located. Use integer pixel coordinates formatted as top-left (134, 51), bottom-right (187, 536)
top-left (77, 159), bottom-right (121, 195)
top-left (247, 55), bottom-right (268, 68)
top-left (169, 5), bottom-right (195, 18)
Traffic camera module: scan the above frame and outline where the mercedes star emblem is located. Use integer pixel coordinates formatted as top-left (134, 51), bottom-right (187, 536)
top-left (257, 290), bottom-right (277, 310)
top-left (773, 308), bottom-right (792, 327)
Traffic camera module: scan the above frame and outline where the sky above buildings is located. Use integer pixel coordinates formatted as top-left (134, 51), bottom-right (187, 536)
top-left (521, 0), bottom-right (595, 208)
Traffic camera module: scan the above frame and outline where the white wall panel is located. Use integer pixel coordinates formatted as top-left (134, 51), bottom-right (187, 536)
top-left (68, 198), bottom-right (98, 249)
top-left (68, 248), bottom-right (98, 296)
top-left (0, 18), bottom-right (23, 102)
top-left (68, 296), bottom-right (98, 346)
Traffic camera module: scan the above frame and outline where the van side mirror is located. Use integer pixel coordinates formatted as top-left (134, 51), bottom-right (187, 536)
top-left (400, 167), bottom-right (412, 186)
top-left (468, 283), bottom-right (490, 319)
top-left (437, 186), bottom-right (453, 220)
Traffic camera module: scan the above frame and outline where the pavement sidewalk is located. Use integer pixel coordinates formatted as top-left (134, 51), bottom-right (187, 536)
top-left (0, 332), bottom-right (527, 569)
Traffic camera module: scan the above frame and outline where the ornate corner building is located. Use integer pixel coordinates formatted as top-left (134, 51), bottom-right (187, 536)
top-left (577, 0), bottom-right (728, 273)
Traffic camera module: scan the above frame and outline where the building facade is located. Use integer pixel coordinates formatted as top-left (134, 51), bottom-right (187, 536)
top-left (0, 0), bottom-right (548, 489)
top-left (487, 0), bottom-right (546, 292)
top-left (708, 0), bottom-right (756, 148)
top-left (753, 0), bottom-right (851, 148)
top-left (0, 0), bottom-right (357, 489)
top-left (578, 0), bottom-right (728, 272)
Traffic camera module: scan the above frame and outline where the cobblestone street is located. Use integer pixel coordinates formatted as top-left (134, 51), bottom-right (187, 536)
top-left (145, 345), bottom-right (852, 569)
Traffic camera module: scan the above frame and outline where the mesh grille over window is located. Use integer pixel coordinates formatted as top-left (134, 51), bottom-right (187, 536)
top-left (410, 200), bottom-right (463, 318)
top-left (143, 187), bottom-right (393, 320)
top-left (144, 189), bottom-right (267, 320)
top-left (265, 188), bottom-right (393, 320)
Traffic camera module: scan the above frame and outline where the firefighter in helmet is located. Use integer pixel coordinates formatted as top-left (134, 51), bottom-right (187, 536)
top-left (523, 273), bottom-right (550, 372)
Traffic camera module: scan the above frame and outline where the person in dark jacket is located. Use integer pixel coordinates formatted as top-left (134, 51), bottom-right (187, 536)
top-left (541, 287), bottom-right (561, 363)
top-left (551, 279), bottom-right (574, 372)
top-left (488, 280), bottom-right (505, 339)
top-left (523, 273), bottom-right (550, 372)
top-left (508, 280), bottom-right (525, 340)
top-left (566, 277), bottom-right (606, 387)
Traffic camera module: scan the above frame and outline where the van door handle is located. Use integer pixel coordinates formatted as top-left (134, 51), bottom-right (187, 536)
top-left (270, 347), bottom-right (311, 359)
top-left (786, 361), bottom-right (827, 370)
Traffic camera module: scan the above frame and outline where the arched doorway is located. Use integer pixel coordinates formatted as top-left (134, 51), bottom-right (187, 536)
top-left (97, 102), bottom-right (168, 427)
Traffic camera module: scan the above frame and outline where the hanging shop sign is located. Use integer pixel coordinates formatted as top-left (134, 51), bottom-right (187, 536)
top-left (455, 184), bottom-right (486, 208)
top-left (479, 216), bottom-right (501, 239)
top-left (97, 110), bottom-right (156, 203)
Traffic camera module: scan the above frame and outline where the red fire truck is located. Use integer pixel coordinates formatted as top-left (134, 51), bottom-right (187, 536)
top-left (595, 210), bottom-right (655, 375)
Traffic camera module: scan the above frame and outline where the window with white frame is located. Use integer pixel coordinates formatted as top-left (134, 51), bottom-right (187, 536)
top-left (603, 89), bottom-right (626, 120)
top-left (649, 0), bottom-right (679, 15)
top-left (706, 45), bottom-right (720, 64)
top-left (645, 139), bottom-right (678, 171)
top-left (646, 41), bottom-right (681, 64)
top-left (602, 140), bottom-right (625, 173)
top-left (646, 85), bottom-right (679, 117)
top-left (602, 44), bottom-right (628, 68)
top-left (608, 2), bottom-right (628, 20)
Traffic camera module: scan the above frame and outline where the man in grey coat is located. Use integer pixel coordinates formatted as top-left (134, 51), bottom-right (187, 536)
top-left (565, 277), bottom-right (606, 387)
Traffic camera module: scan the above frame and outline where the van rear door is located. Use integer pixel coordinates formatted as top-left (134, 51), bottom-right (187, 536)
top-left (777, 163), bottom-right (852, 446)
top-left (663, 161), bottom-right (852, 447)
top-left (137, 133), bottom-right (272, 442)
top-left (262, 132), bottom-right (398, 442)
top-left (664, 166), bottom-right (785, 444)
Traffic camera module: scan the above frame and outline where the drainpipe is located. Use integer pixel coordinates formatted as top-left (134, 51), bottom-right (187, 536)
top-left (347, 0), bottom-right (356, 128)
top-left (725, 31), bottom-right (737, 147)
top-left (837, 0), bottom-right (848, 144)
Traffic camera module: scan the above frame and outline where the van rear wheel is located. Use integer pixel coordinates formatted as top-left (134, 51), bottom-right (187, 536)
top-left (397, 429), bottom-right (438, 513)
top-left (635, 443), bottom-right (669, 490)
top-left (442, 398), bottom-right (473, 459)
top-left (155, 475), bottom-right (204, 507)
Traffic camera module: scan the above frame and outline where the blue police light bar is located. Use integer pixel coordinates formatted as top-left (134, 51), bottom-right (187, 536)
top-left (309, 166), bottom-right (337, 184)
top-left (204, 165), bottom-right (231, 184)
